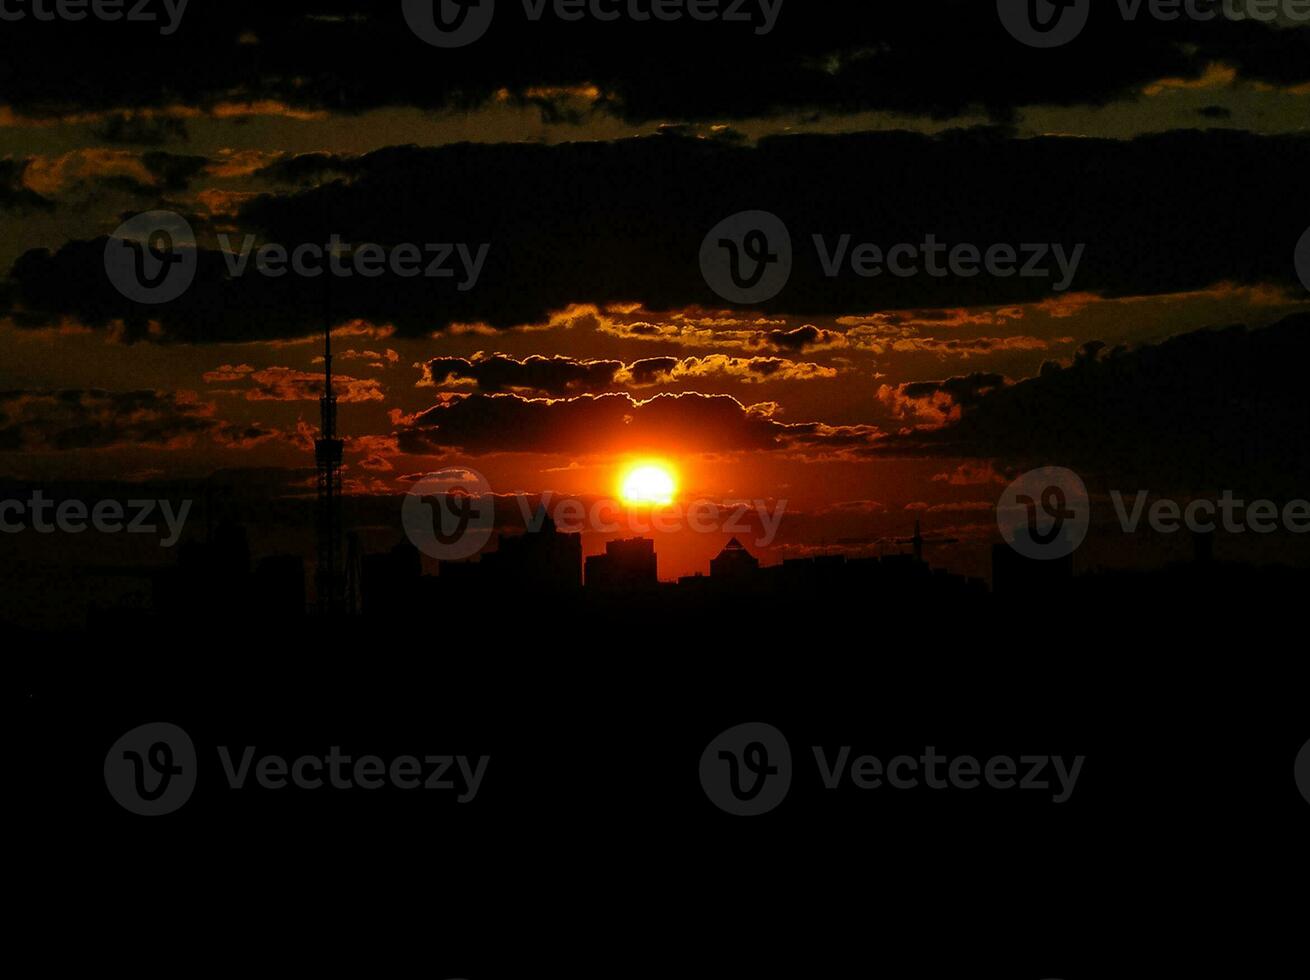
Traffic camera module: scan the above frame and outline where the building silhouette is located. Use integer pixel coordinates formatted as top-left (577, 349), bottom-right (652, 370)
top-left (674, 531), bottom-right (984, 603)
top-left (362, 539), bottom-right (422, 616)
top-left (428, 511), bottom-right (582, 594)
top-left (156, 519), bottom-right (251, 614)
top-left (991, 540), bottom-right (1075, 597)
top-left (710, 537), bottom-right (760, 582)
top-left (585, 537), bottom-right (658, 593)
top-left (151, 519), bottom-right (309, 620)
top-left (477, 512), bottom-right (582, 591)
top-left (253, 554), bottom-right (307, 619)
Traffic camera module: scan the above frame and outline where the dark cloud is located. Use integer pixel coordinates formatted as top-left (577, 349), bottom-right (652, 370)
top-left (0, 160), bottom-right (54, 213)
top-left (418, 351), bottom-right (834, 396)
top-left (625, 357), bottom-right (681, 386)
top-left (139, 151), bottom-right (209, 192)
top-left (90, 113), bottom-right (191, 146)
top-left (397, 390), bottom-right (871, 457)
top-left (91, 150), bottom-right (210, 199)
top-left (203, 365), bottom-right (385, 403)
top-left (0, 388), bottom-right (301, 454)
top-left (766, 325), bottom-right (843, 351)
top-left (0, 4), bottom-right (1305, 124)
top-left (9, 130), bottom-right (1308, 343)
top-left (421, 353), bottom-right (624, 396)
top-left (399, 391), bottom-right (779, 456)
top-left (881, 373), bottom-right (1009, 423)
top-left (881, 313), bottom-right (1310, 495)
top-left (253, 152), bottom-right (365, 187)
top-left (211, 421), bottom-right (287, 449)
top-left (0, 388), bottom-right (216, 451)
top-left (7, 149), bottom-right (211, 206)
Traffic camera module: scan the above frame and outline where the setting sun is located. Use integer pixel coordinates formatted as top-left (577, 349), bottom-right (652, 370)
top-left (619, 463), bottom-right (677, 506)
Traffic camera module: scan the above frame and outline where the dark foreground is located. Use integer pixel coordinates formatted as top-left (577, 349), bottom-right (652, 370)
top-left (12, 591), bottom-right (1307, 977)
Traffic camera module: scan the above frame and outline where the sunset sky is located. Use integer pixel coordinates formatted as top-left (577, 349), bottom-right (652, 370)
top-left (2, 2), bottom-right (1308, 583)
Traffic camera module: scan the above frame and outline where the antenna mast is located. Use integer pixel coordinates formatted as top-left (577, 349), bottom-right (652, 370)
top-left (315, 260), bottom-right (344, 615)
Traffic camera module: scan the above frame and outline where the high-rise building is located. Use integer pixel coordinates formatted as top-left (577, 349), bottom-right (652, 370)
top-left (479, 512), bottom-right (582, 591)
top-left (585, 537), bottom-right (658, 593)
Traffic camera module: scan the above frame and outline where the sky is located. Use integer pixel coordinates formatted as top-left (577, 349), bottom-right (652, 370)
top-left (2, 1), bottom-right (1308, 586)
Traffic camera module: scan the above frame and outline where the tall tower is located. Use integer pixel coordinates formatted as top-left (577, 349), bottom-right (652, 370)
top-left (315, 319), bottom-right (344, 615)
top-left (912, 519), bottom-right (923, 564)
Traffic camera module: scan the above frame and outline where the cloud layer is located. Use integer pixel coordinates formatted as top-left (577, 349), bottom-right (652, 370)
top-left (8, 130), bottom-right (1309, 343)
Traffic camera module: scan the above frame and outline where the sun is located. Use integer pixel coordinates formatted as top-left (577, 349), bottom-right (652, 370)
top-left (619, 463), bottom-right (677, 506)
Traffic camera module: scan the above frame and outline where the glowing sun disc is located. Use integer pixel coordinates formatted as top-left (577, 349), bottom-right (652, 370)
top-left (620, 464), bottom-right (676, 506)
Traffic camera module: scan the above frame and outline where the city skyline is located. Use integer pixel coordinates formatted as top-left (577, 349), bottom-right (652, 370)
top-left (2, 5), bottom-right (1309, 615)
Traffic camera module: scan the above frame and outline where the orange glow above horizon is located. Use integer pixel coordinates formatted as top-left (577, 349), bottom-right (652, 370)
top-left (619, 462), bottom-right (677, 506)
